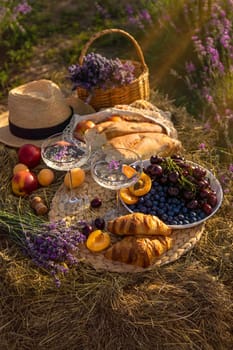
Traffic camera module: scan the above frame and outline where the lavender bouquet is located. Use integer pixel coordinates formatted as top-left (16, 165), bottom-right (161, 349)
top-left (0, 210), bottom-right (86, 287)
top-left (68, 52), bottom-right (135, 92)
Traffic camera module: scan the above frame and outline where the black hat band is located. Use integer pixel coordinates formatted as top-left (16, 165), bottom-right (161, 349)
top-left (9, 108), bottom-right (73, 140)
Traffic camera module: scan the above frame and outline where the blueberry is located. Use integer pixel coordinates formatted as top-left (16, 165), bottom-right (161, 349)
top-left (145, 199), bottom-right (153, 208)
top-left (173, 207), bottom-right (180, 214)
top-left (160, 196), bottom-right (166, 203)
top-left (139, 206), bottom-right (147, 213)
top-left (171, 220), bottom-right (178, 225)
top-left (150, 188), bottom-right (156, 194)
top-left (178, 214), bottom-right (184, 220)
top-left (138, 197), bottom-right (145, 204)
top-left (161, 214), bottom-right (168, 221)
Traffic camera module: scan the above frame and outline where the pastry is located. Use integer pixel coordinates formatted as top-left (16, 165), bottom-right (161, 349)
top-left (108, 132), bottom-right (182, 159)
top-left (104, 235), bottom-right (173, 267)
top-left (95, 120), bottom-right (166, 139)
top-left (107, 213), bottom-right (172, 236)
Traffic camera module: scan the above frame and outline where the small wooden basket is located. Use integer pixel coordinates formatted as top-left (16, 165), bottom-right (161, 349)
top-left (77, 28), bottom-right (150, 110)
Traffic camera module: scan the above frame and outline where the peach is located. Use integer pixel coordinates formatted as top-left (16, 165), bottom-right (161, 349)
top-left (13, 163), bottom-right (29, 175)
top-left (12, 170), bottom-right (38, 196)
top-left (18, 144), bottom-right (41, 168)
top-left (73, 120), bottom-right (96, 141)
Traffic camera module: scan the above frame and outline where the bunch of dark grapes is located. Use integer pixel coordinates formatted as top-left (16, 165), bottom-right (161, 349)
top-left (128, 155), bottom-right (218, 226)
top-left (68, 53), bottom-right (135, 91)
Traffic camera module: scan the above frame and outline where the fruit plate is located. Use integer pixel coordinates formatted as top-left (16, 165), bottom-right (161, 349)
top-left (120, 159), bottom-right (223, 229)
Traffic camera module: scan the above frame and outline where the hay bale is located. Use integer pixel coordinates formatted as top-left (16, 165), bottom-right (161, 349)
top-left (0, 93), bottom-right (233, 349)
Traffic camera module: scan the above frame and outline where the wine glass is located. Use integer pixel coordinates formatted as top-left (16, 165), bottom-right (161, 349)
top-left (91, 146), bottom-right (142, 220)
top-left (41, 132), bottom-right (91, 216)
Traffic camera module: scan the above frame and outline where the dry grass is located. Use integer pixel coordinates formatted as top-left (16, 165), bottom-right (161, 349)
top-left (0, 92), bottom-right (233, 349)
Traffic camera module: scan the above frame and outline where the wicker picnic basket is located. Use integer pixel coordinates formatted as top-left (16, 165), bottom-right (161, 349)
top-left (77, 28), bottom-right (150, 110)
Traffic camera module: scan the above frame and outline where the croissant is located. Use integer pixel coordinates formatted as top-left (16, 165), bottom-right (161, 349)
top-left (104, 235), bottom-right (173, 267)
top-left (107, 213), bottom-right (172, 236)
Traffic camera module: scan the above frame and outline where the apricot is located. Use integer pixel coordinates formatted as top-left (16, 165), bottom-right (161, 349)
top-left (120, 187), bottom-right (139, 205)
top-left (37, 168), bottom-right (55, 186)
top-left (86, 230), bottom-right (111, 252)
top-left (12, 170), bottom-right (38, 196)
top-left (64, 168), bottom-right (85, 189)
top-left (55, 140), bottom-right (71, 147)
top-left (74, 120), bottom-right (96, 141)
top-left (122, 164), bottom-right (137, 179)
top-left (107, 115), bottom-right (122, 122)
top-left (129, 172), bottom-right (152, 196)
top-left (13, 163), bottom-right (29, 175)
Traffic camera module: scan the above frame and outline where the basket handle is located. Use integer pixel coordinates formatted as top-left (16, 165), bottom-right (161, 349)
top-left (79, 28), bottom-right (147, 68)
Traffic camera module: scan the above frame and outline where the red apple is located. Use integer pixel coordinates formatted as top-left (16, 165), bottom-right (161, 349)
top-left (73, 120), bottom-right (96, 141)
top-left (11, 170), bottom-right (38, 196)
top-left (18, 144), bottom-right (41, 168)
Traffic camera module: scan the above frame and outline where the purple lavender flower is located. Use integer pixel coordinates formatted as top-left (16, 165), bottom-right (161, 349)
top-left (199, 143), bottom-right (206, 150)
top-left (220, 32), bottom-right (231, 48)
top-left (24, 220), bottom-right (86, 286)
top-left (68, 53), bottom-right (135, 91)
top-left (139, 9), bottom-right (152, 25)
top-left (125, 4), bottom-right (134, 16)
top-left (203, 122), bottom-right (211, 131)
top-left (14, 1), bottom-right (32, 15)
top-left (108, 160), bottom-right (120, 170)
top-left (94, 2), bottom-right (110, 19)
top-left (185, 61), bottom-right (196, 73)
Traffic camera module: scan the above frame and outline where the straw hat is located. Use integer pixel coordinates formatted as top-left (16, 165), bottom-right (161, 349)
top-left (0, 79), bottom-right (95, 148)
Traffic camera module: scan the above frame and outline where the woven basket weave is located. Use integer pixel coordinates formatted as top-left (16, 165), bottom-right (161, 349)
top-left (77, 28), bottom-right (150, 110)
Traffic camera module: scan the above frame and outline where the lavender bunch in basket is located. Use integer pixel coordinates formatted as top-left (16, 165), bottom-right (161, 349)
top-left (24, 220), bottom-right (86, 287)
top-left (68, 52), bottom-right (135, 92)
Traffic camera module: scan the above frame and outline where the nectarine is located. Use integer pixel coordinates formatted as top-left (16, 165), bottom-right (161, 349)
top-left (12, 170), bottom-right (38, 196)
top-left (18, 144), bottom-right (41, 168)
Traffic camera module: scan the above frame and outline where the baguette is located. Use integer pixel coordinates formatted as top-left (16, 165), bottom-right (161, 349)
top-left (108, 132), bottom-right (182, 159)
top-left (107, 213), bottom-right (172, 236)
top-left (95, 120), bottom-right (165, 139)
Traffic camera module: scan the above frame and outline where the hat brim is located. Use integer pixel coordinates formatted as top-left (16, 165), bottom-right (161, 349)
top-left (0, 96), bottom-right (95, 148)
